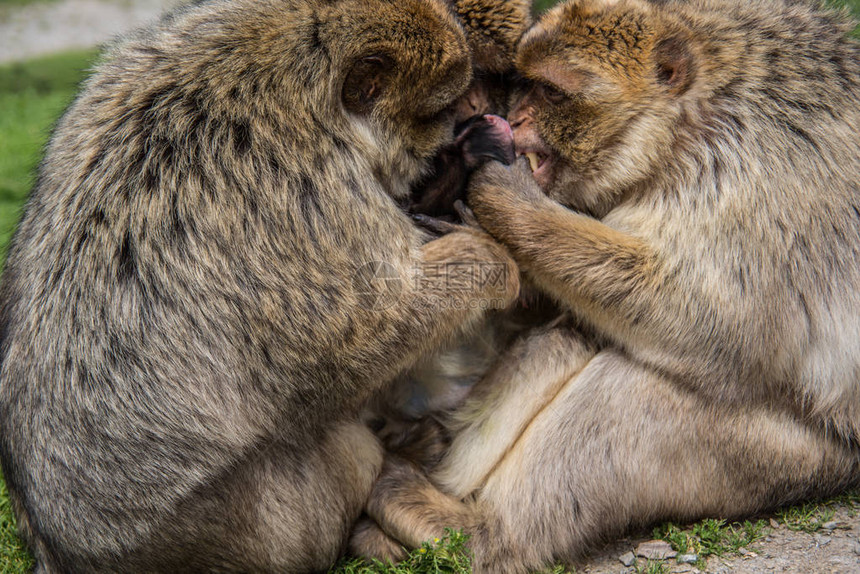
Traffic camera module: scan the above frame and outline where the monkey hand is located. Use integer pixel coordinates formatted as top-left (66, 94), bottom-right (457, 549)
top-left (421, 227), bottom-right (521, 308)
top-left (467, 156), bottom-right (547, 239)
top-left (412, 213), bottom-right (462, 236)
top-left (411, 201), bottom-right (482, 237)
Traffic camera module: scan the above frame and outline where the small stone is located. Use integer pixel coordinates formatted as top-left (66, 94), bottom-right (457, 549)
top-left (854, 542), bottom-right (860, 556)
top-left (737, 547), bottom-right (748, 555)
top-left (813, 534), bottom-right (832, 547)
top-left (677, 554), bottom-right (698, 564)
top-left (635, 540), bottom-right (677, 560)
top-left (769, 518), bottom-right (780, 528)
top-left (671, 565), bottom-right (693, 573)
top-left (821, 521), bottom-right (838, 530)
top-left (619, 551), bottom-right (636, 567)
top-left (827, 521), bottom-right (852, 530)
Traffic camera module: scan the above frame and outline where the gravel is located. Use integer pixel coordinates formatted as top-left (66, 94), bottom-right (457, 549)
top-left (573, 505), bottom-right (860, 574)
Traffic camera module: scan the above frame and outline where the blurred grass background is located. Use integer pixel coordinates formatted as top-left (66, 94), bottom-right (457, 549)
top-left (0, 50), bottom-right (96, 259)
top-left (0, 0), bottom-right (859, 572)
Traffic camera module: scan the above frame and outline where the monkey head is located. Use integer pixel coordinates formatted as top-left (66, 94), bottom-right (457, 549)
top-left (510, 0), bottom-right (699, 216)
top-left (452, 0), bottom-right (533, 75)
top-left (271, 0), bottom-right (474, 195)
top-left (448, 0), bottom-right (533, 121)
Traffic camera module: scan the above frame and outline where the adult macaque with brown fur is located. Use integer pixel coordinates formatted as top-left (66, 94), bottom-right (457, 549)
top-left (0, 0), bottom-right (523, 571)
top-left (364, 0), bottom-right (860, 571)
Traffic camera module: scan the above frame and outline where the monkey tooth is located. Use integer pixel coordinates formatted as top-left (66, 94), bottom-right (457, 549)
top-left (526, 152), bottom-right (540, 173)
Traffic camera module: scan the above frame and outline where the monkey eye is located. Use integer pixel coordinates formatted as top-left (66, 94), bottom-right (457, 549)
top-left (538, 83), bottom-right (567, 104)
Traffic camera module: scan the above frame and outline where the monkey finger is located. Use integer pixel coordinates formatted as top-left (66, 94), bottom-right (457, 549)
top-left (453, 200), bottom-right (480, 227)
top-left (478, 156), bottom-right (545, 203)
top-left (513, 154), bottom-right (533, 175)
top-left (411, 213), bottom-right (461, 236)
top-left (468, 159), bottom-right (522, 206)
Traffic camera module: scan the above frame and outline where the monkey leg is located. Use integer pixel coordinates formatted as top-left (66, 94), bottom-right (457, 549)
top-left (154, 420), bottom-right (384, 573)
top-left (369, 347), bottom-right (860, 573)
top-left (365, 325), bottom-right (597, 564)
top-left (348, 516), bottom-right (408, 563)
top-left (433, 323), bottom-right (597, 498)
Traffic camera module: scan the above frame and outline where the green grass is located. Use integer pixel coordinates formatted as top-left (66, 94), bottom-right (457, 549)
top-left (533, 0), bottom-right (559, 12)
top-left (777, 503), bottom-right (836, 533)
top-left (0, 0), bottom-right (56, 10)
top-left (775, 491), bottom-right (860, 532)
top-left (653, 493), bottom-right (860, 569)
top-left (653, 518), bottom-right (768, 568)
top-left (0, 0), bottom-right (44, 6)
top-left (0, 49), bottom-right (96, 260)
top-left (0, 476), bottom-right (32, 574)
top-left (331, 530), bottom-right (473, 574)
top-left (634, 561), bottom-right (669, 574)
top-left (841, 0), bottom-right (860, 17)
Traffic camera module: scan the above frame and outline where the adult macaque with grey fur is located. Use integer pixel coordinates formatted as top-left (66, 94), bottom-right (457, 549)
top-left (0, 0), bottom-right (523, 571)
top-left (364, 0), bottom-right (860, 571)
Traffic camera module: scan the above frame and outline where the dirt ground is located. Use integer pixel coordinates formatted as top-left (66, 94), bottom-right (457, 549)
top-left (572, 504), bottom-right (860, 574)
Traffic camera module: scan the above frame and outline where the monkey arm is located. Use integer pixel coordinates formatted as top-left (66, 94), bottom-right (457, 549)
top-left (358, 228), bottom-right (520, 385)
top-left (366, 456), bottom-right (476, 549)
top-left (467, 159), bottom-right (669, 342)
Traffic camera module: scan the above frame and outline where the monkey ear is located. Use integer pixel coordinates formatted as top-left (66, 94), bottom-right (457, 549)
top-left (653, 35), bottom-right (696, 94)
top-left (343, 54), bottom-right (394, 114)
